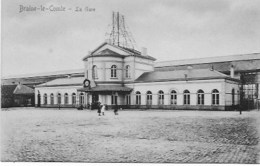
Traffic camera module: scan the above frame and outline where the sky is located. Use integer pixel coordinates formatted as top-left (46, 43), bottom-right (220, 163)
top-left (2, 0), bottom-right (260, 77)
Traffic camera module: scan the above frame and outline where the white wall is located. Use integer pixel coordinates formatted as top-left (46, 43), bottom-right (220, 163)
top-left (35, 86), bottom-right (87, 105)
top-left (225, 80), bottom-right (240, 106)
top-left (125, 79), bottom-right (229, 106)
top-left (84, 55), bottom-right (155, 83)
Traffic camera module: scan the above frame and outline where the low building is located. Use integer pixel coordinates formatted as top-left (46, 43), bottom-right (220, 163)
top-left (34, 42), bottom-right (244, 110)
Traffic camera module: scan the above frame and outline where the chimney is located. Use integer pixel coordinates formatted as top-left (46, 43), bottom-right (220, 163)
top-left (184, 74), bottom-right (188, 81)
top-left (18, 82), bottom-right (21, 89)
top-left (230, 65), bottom-right (234, 78)
top-left (105, 39), bottom-right (112, 44)
top-left (210, 64), bottom-right (214, 71)
top-left (141, 47), bottom-right (147, 56)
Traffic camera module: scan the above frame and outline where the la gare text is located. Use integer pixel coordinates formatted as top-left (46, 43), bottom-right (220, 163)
top-left (19, 5), bottom-right (95, 13)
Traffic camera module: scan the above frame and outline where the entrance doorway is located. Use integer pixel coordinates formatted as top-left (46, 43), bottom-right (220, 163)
top-left (92, 93), bottom-right (99, 103)
top-left (37, 94), bottom-right (41, 107)
top-left (91, 93), bottom-right (99, 109)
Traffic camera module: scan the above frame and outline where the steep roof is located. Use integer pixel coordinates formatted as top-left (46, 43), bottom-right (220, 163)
top-left (13, 84), bottom-right (34, 94)
top-left (37, 77), bottom-right (85, 87)
top-left (135, 69), bottom-right (239, 83)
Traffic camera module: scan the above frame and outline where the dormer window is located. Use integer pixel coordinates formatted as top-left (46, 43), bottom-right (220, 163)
top-left (92, 65), bottom-right (98, 79)
top-left (125, 65), bottom-right (131, 78)
top-left (111, 65), bottom-right (117, 78)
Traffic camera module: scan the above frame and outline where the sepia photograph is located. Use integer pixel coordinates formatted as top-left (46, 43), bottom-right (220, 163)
top-left (1, 0), bottom-right (260, 164)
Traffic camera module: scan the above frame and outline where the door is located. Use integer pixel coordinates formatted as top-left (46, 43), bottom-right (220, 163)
top-left (37, 94), bottom-right (41, 107)
top-left (91, 93), bottom-right (99, 109)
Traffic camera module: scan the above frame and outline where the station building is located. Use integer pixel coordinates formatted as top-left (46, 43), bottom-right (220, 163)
top-left (34, 42), bottom-right (254, 111)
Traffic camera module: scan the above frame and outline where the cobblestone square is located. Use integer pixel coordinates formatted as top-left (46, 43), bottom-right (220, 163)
top-left (1, 108), bottom-right (259, 163)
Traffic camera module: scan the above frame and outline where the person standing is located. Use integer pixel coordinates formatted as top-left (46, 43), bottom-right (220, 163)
top-left (101, 104), bottom-right (106, 116)
top-left (97, 102), bottom-right (101, 116)
top-left (114, 104), bottom-right (119, 115)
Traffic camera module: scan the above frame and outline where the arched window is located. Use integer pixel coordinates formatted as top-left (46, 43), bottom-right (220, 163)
top-left (111, 65), bottom-right (117, 78)
top-left (170, 90), bottom-right (177, 105)
top-left (232, 88), bottom-right (235, 105)
top-left (50, 93), bottom-right (54, 105)
top-left (136, 91), bottom-right (141, 105)
top-left (79, 93), bottom-right (84, 105)
top-left (64, 93), bottom-right (68, 105)
top-left (44, 94), bottom-right (47, 105)
top-left (183, 90), bottom-right (190, 105)
top-left (158, 90), bottom-right (164, 105)
top-left (72, 93), bottom-right (76, 105)
top-left (197, 89), bottom-right (204, 105)
top-left (37, 93), bottom-right (41, 107)
top-left (126, 95), bottom-right (131, 105)
top-left (57, 93), bottom-right (61, 105)
top-left (111, 92), bottom-right (118, 105)
top-left (126, 65), bottom-right (131, 78)
top-left (146, 91), bottom-right (152, 105)
top-left (92, 65), bottom-right (98, 79)
top-left (212, 89), bottom-right (219, 105)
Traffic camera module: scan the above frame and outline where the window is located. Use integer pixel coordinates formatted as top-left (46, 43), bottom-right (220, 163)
top-left (197, 89), bottom-right (204, 105)
top-left (50, 93), bottom-right (54, 105)
top-left (57, 93), bottom-right (61, 105)
top-left (212, 89), bottom-right (219, 105)
top-left (92, 65), bottom-right (98, 79)
top-left (126, 95), bottom-right (131, 105)
top-left (243, 84), bottom-right (257, 100)
top-left (44, 94), bottom-right (47, 105)
top-left (146, 91), bottom-right (152, 105)
top-left (79, 93), bottom-right (84, 105)
top-left (183, 90), bottom-right (190, 105)
top-left (232, 88), bottom-right (235, 105)
top-left (158, 90), bottom-right (164, 105)
top-left (170, 90), bottom-right (177, 105)
top-left (111, 65), bottom-right (117, 78)
top-left (126, 65), bottom-right (131, 78)
top-left (111, 92), bottom-right (118, 105)
top-left (136, 91), bottom-right (141, 105)
top-left (64, 93), bottom-right (68, 105)
top-left (72, 93), bottom-right (76, 105)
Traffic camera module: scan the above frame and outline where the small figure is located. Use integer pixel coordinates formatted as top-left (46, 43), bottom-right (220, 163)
top-left (77, 105), bottom-right (83, 110)
top-left (97, 102), bottom-right (101, 116)
top-left (101, 104), bottom-right (106, 116)
top-left (114, 104), bottom-right (119, 115)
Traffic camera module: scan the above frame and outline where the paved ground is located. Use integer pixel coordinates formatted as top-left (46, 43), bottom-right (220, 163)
top-left (1, 107), bottom-right (259, 163)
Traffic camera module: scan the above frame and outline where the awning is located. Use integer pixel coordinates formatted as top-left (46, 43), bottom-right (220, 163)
top-left (77, 85), bottom-right (133, 92)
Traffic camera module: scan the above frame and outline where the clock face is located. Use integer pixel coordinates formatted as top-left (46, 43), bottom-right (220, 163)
top-left (83, 79), bottom-right (90, 87)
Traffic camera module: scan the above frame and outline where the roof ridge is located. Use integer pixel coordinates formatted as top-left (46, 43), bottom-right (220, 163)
top-left (155, 53), bottom-right (260, 67)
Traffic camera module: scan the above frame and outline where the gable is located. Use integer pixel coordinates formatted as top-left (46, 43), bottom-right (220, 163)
top-left (92, 43), bottom-right (131, 56)
top-left (96, 49), bottom-right (121, 55)
top-left (13, 84), bottom-right (34, 94)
